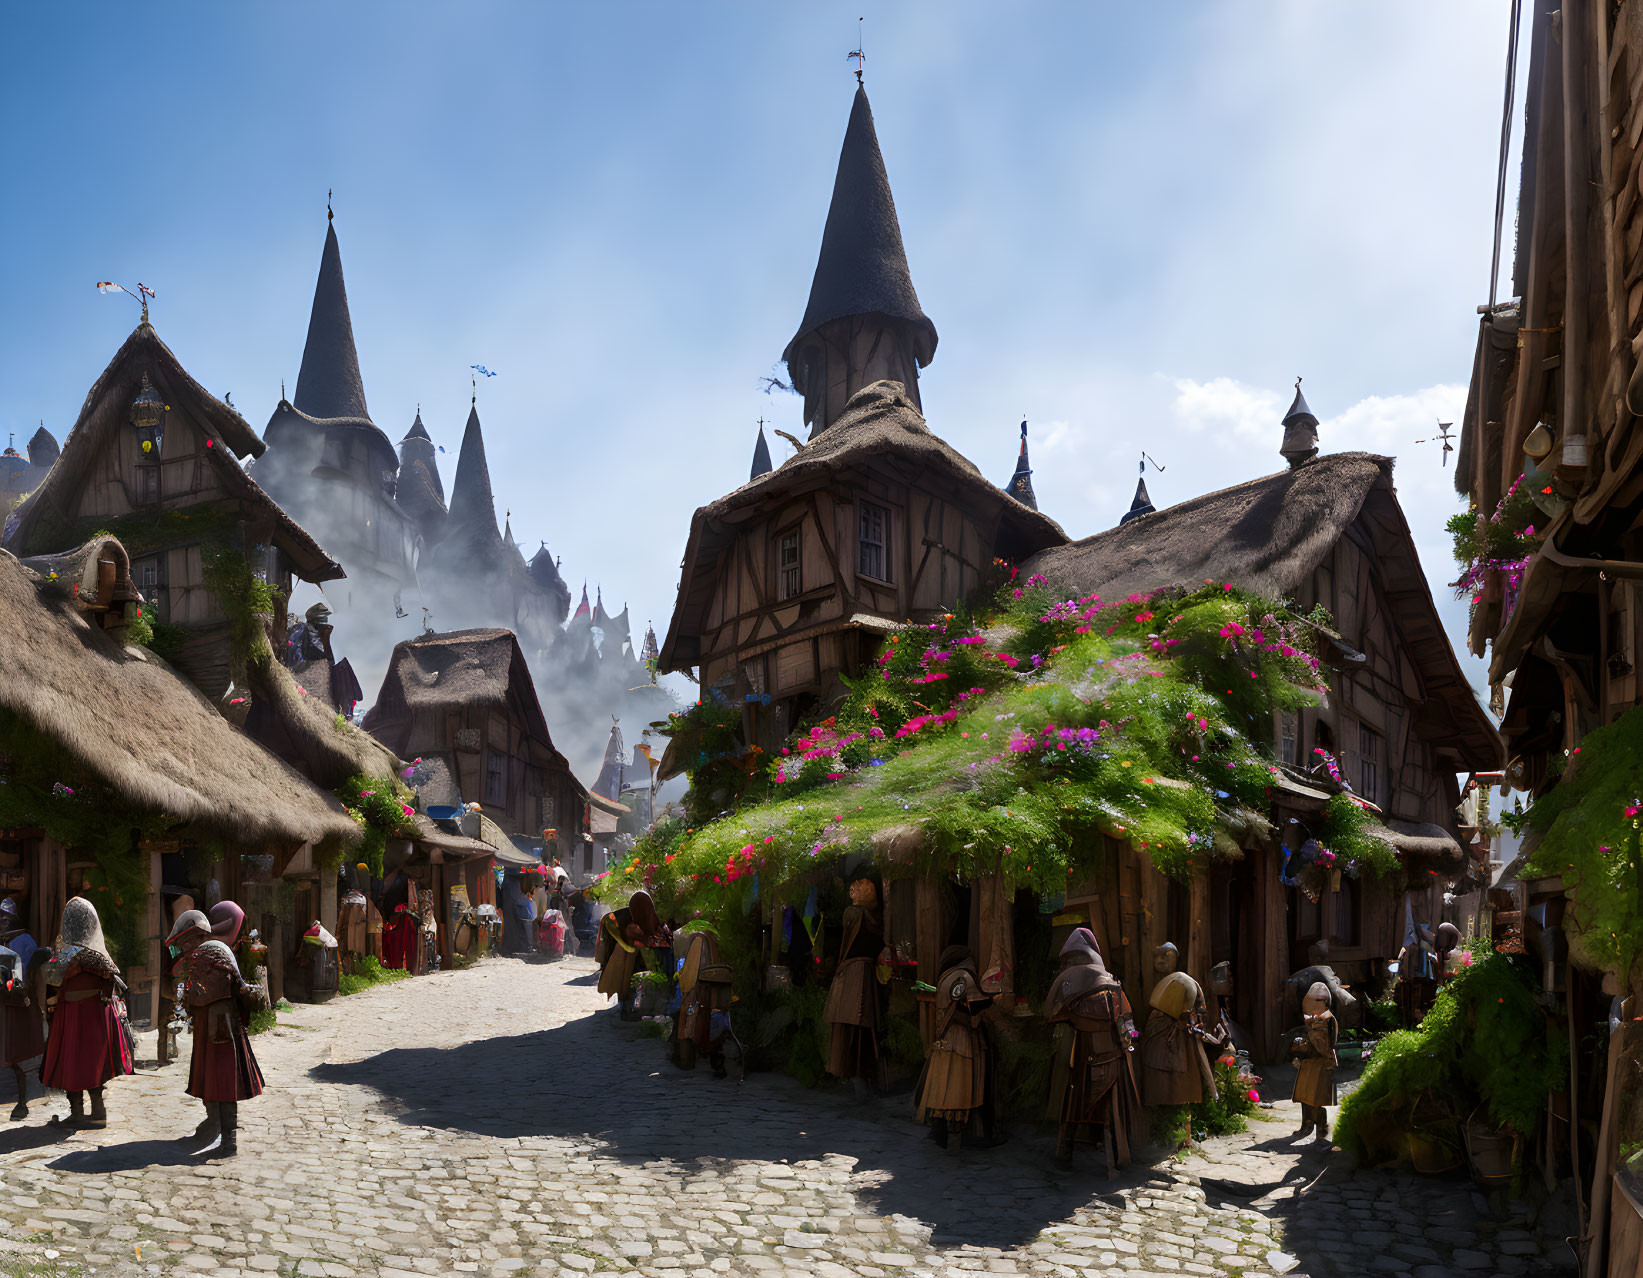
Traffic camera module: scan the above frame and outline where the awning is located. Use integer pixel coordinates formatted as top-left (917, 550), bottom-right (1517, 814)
top-left (1362, 818), bottom-right (1468, 875)
top-left (477, 813), bottom-right (540, 868)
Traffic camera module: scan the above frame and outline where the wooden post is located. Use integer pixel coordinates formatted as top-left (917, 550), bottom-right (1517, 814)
top-left (915, 875), bottom-right (942, 1048)
top-left (319, 863), bottom-right (338, 938)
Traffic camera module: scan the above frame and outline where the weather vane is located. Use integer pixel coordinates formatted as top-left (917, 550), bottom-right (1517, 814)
top-left (1415, 419), bottom-right (1456, 467)
top-left (1141, 451), bottom-right (1166, 473)
top-left (848, 17), bottom-right (865, 84)
top-left (95, 281), bottom-right (155, 323)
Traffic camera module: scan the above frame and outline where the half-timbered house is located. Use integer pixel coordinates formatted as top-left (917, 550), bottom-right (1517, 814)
top-left (4, 320), bottom-right (343, 700)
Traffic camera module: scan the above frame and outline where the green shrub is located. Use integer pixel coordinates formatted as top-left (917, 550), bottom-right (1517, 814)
top-left (338, 955), bottom-right (413, 997)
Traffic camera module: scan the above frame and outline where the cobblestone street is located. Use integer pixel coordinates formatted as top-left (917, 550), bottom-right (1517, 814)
top-left (0, 958), bottom-right (1579, 1278)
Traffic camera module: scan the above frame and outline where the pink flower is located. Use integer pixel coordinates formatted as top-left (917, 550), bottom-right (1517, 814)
top-left (1247, 1089), bottom-right (1260, 1103)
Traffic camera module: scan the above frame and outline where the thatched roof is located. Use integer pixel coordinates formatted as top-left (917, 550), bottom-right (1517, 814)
top-left (4, 323), bottom-right (343, 585)
top-left (362, 628), bottom-right (575, 777)
top-left (660, 380), bottom-right (1067, 671)
top-left (0, 542), bottom-right (357, 849)
top-left (1020, 453), bottom-right (1501, 770)
top-left (244, 646), bottom-right (402, 790)
top-left (782, 86), bottom-right (937, 391)
top-left (295, 221), bottom-right (371, 424)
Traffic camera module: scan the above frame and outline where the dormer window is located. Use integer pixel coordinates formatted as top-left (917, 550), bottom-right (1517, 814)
top-left (778, 529), bottom-right (801, 600)
top-left (858, 502), bottom-right (891, 583)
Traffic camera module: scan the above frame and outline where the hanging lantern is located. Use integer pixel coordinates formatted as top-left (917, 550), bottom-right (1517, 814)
top-left (130, 373), bottom-right (165, 456)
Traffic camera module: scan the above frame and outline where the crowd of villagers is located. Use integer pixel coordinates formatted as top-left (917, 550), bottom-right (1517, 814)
top-left (0, 892), bottom-right (269, 1157)
top-left (595, 573), bottom-right (1380, 1161)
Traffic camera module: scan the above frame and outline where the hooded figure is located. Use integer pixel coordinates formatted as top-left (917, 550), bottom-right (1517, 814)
top-left (40, 897), bottom-right (132, 1128)
top-left (209, 901), bottom-right (245, 948)
top-left (167, 907), bottom-right (264, 1158)
top-left (1139, 967), bottom-right (1218, 1108)
top-left (597, 891), bottom-right (668, 1019)
top-left (916, 945), bottom-right (999, 1151)
top-left (1041, 928), bottom-right (1139, 1170)
top-left (0, 897), bottom-right (46, 1120)
top-left (502, 871), bottom-right (537, 956)
top-left (1289, 980), bottom-right (1338, 1142)
top-left (825, 879), bottom-right (885, 1091)
top-left (672, 927), bottom-right (736, 1077)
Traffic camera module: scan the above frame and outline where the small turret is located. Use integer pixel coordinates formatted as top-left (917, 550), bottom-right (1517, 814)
top-left (1004, 420), bottom-right (1037, 509)
top-left (1281, 378), bottom-right (1320, 469)
top-left (26, 426), bottom-right (58, 471)
top-left (1120, 474), bottom-right (1155, 525)
top-left (751, 422), bottom-right (774, 480)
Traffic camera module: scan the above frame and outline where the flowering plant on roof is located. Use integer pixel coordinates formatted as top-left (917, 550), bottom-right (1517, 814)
top-left (1447, 474), bottom-right (1543, 613)
top-left (604, 578), bottom-right (1341, 931)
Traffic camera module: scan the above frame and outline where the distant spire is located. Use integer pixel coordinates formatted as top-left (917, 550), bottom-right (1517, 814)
top-left (1120, 468), bottom-right (1155, 525)
top-left (572, 583), bottom-right (592, 622)
top-left (1004, 420), bottom-right (1037, 509)
top-left (641, 624), bottom-right (660, 666)
top-left (1280, 376), bottom-right (1320, 469)
top-left (26, 425), bottom-right (59, 470)
top-left (751, 419), bottom-right (774, 479)
top-left (293, 216), bottom-right (371, 422)
top-left (783, 85), bottom-right (937, 435)
top-left (440, 403), bottom-right (503, 556)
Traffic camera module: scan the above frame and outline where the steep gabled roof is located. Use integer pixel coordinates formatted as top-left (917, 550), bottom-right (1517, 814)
top-left (1019, 453), bottom-right (1500, 770)
top-left (782, 86), bottom-right (937, 382)
top-left (361, 627), bottom-right (579, 782)
top-left (660, 380), bottom-right (1067, 671)
top-left (294, 221), bottom-right (371, 423)
top-left (4, 323), bottom-right (342, 583)
top-left (0, 542), bottom-right (357, 849)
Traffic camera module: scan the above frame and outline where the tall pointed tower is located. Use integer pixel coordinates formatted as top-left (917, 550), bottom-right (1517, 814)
top-left (429, 401), bottom-right (506, 574)
top-left (783, 85), bottom-right (937, 437)
top-left (1281, 379), bottom-right (1320, 469)
top-left (395, 410), bottom-right (448, 550)
top-left (1004, 421), bottom-right (1037, 509)
top-left (257, 207), bottom-right (417, 631)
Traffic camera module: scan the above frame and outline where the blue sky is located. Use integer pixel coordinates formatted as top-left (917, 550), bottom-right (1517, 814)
top-left (1, 3), bottom-right (1522, 701)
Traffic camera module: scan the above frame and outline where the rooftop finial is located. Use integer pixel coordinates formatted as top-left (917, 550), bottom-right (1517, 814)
top-left (471, 374), bottom-right (477, 406)
top-left (1280, 376), bottom-right (1320, 469)
top-left (327, 188), bottom-right (333, 223)
top-left (848, 17), bottom-right (865, 85)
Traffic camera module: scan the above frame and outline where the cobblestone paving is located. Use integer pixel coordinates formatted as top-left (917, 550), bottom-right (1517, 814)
top-left (0, 958), bottom-right (1578, 1277)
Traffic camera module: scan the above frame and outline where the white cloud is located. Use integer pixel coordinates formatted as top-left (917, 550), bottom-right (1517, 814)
top-left (1170, 377), bottom-right (1285, 441)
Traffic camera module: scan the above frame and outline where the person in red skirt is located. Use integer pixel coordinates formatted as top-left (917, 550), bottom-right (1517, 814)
top-left (0, 898), bottom-right (46, 1120)
top-left (166, 908), bottom-right (264, 1157)
top-left (40, 897), bottom-right (132, 1129)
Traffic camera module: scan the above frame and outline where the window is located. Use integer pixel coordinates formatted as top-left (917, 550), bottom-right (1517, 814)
top-left (858, 503), bottom-right (890, 582)
top-left (484, 751), bottom-right (506, 806)
top-left (778, 530), bottom-right (801, 600)
top-left (133, 556), bottom-right (163, 620)
top-left (1358, 723), bottom-right (1380, 804)
top-left (1278, 712), bottom-right (1297, 765)
top-left (137, 466), bottom-right (160, 505)
top-left (540, 795), bottom-right (556, 829)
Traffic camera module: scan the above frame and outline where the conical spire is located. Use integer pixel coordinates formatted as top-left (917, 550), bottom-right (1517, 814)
top-left (1120, 474), bottom-right (1155, 525)
top-left (1280, 377), bottom-right (1320, 469)
top-left (751, 422), bottom-right (773, 480)
top-left (1004, 420), bottom-right (1037, 509)
top-left (528, 541), bottom-right (572, 624)
top-left (783, 85), bottom-right (938, 435)
top-left (397, 410), bottom-right (444, 502)
top-left (442, 404), bottom-right (503, 554)
top-left (572, 583), bottom-right (592, 622)
top-left (641, 624), bottom-right (659, 666)
top-left (293, 219), bottom-right (371, 422)
top-left (594, 721), bottom-right (626, 800)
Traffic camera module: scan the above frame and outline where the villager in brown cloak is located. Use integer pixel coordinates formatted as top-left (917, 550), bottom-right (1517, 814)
top-left (597, 890), bottom-right (667, 1020)
top-left (0, 898), bottom-right (45, 1121)
top-left (1042, 928), bottom-right (1139, 1170)
top-left (672, 927), bottom-right (736, 1078)
top-left (167, 908), bottom-right (265, 1158)
top-left (40, 897), bottom-right (132, 1129)
top-left (1289, 981), bottom-right (1338, 1142)
top-left (1139, 943), bottom-right (1218, 1108)
top-left (916, 945), bottom-right (998, 1150)
top-left (825, 879), bottom-right (884, 1091)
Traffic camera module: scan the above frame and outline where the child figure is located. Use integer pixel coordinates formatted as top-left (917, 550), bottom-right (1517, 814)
top-left (1289, 980), bottom-right (1338, 1143)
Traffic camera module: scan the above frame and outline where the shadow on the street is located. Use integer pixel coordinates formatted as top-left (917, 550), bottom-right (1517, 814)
top-left (0, 1125), bottom-right (68, 1156)
top-left (48, 1138), bottom-right (199, 1173)
top-left (311, 1006), bottom-right (1152, 1248)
